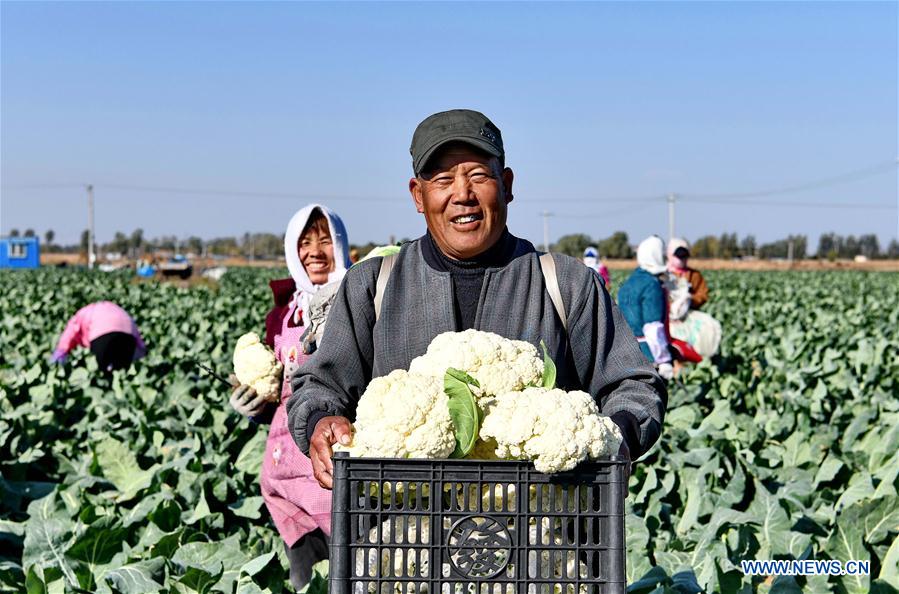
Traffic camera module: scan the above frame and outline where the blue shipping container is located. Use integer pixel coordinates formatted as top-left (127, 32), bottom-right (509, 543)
top-left (0, 237), bottom-right (41, 269)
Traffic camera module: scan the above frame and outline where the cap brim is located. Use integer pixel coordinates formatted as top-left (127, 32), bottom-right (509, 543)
top-left (415, 135), bottom-right (503, 175)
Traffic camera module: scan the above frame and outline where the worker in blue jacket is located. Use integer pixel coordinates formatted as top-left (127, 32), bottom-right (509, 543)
top-left (617, 236), bottom-right (674, 380)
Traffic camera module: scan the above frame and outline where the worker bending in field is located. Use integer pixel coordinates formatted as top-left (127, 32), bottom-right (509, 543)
top-left (51, 301), bottom-right (146, 372)
top-left (286, 109), bottom-right (667, 490)
top-left (228, 204), bottom-right (351, 591)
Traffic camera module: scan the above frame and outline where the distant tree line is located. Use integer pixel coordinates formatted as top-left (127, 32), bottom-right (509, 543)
top-left (12, 227), bottom-right (899, 260)
top-left (25, 228), bottom-right (285, 259)
top-left (690, 233), bottom-right (811, 260)
top-left (689, 232), bottom-right (897, 260)
top-left (549, 230), bottom-right (899, 260)
top-left (550, 231), bottom-right (635, 259)
top-left (815, 233), bottom-right (892, 260)
top-left (23, 228), bottom-right (392, 261)
top-left (6, 228), bottom-right (37, 238)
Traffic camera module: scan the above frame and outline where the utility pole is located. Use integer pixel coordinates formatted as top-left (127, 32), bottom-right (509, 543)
top-left (86, 184), bottom-right (95, 269)
top-left (541, 211), bottom-right (553, 252)
top-left (787, 239), bottom-right (794, 264)
top-left (667, 193), bottom-right (676, 241)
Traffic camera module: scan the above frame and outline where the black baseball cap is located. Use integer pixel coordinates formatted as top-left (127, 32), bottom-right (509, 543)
top-left (410, 109), bottom-right (504, 176)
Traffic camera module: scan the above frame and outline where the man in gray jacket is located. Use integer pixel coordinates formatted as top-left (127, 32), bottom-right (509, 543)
top-left (288, 109), bottom-right (667, 489)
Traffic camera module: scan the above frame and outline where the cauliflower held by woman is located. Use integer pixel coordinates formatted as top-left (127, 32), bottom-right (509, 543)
top-left (232, 332), bottom-right (283, 402)
top-left (480, 387), bottom-right (623, 473)
top-left (409, 329), bottom-right (544, 406)
top-left (343, 369), bottom-right (456, 459)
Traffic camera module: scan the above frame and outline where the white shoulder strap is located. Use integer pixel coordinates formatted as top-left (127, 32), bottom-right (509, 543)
top-left (374, 254), bottom-right (398, 321)
top-left (375, 252), bottom-right (567, 330)
top-left (539, 253), bottom-right (568, 332)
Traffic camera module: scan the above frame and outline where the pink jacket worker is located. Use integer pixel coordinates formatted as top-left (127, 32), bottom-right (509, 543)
top-left (52, 301), bottom-right (147, 371)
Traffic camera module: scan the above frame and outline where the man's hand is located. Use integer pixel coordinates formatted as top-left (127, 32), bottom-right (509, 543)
top-left (229, 383), bottom-right (266, 418)
top-left (309, 416), bottom-right (353, 489)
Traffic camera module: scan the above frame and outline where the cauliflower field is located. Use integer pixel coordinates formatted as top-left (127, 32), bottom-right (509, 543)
top-left (1, 267), bottom-right (897, 593)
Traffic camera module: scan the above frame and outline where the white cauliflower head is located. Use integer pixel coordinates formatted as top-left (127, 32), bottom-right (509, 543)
top-left (232, 332), bottom-right (283, 402)
top-left (347, 369), bottom-right (456, 459)
top-left (480, 387), bottom-right (623, 474)
top-left (409, 329), bottom-right (544, 407)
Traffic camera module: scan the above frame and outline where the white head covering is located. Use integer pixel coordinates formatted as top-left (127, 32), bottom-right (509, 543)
top-left (284, 204), bottom-right (352, 326)
top-left (582, 246), bottom-right (599, 270)
top-left (667, 237), bottom-right (690, 272)
top-left (667, 237), bottom-right (689, 257)
top-left (637, 235), bottom-right (667, 275)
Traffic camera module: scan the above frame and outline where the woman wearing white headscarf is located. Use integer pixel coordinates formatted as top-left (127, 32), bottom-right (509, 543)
top-left (667, 237), bottom-right (721, 358)
top-left (616, 236), bottom-right (675, 380)
top-left (229, 204), bottom-right (351, 590)
top-left (667, 238), bottom-right (709, 310)
top-left (582, 245), bottom-right (611, 287)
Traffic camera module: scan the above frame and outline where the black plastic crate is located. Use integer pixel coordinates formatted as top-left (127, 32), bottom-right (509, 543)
top-left (330, 454), bottom-right (627, 594)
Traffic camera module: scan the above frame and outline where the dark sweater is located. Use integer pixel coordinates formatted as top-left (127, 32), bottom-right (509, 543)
top-left (420, 229), bottom-right (519, 330)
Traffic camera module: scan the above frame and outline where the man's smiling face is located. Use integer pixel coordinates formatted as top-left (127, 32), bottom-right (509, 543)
top-left (409, 142), bottom-right (514, 260)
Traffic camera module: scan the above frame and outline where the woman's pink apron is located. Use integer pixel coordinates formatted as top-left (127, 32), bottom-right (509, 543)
top-left (260, 301), bottom-right (332, 546)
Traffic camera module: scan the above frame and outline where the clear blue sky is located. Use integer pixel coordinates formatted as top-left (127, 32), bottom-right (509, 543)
top-left (2, 1), bottom-right (897, 249)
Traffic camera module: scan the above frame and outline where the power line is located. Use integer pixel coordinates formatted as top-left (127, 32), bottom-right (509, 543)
top-left (3, 159), bottom-right (894, 208)
top-left (101, 183), bottom-right (407, 202)
top-left (679, 198), bottom-right (895, 209)
top-left (667, 193), bottom-right (676, 241)
top-left (1, 183), bottom-right (85, 190)
top-left (540, 211), bottom-right (553, 252)
top-left (554, 203), bottom-right (657, 219)
top-left (517, 194), bottom-right (664, 204)
top-left (679, 159), bottom-right (898, 200)
top-left (1, 182), bottom-right (406, 203)
top-left (3, 181), bottom-right (665, 205)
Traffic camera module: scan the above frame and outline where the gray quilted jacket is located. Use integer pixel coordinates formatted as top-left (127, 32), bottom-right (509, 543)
top-left (287, 235), bottom-right (666, 458)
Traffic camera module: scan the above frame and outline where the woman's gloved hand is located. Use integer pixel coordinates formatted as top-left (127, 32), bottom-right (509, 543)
top-left (228, 375), bottom-right (267, 418)
top-left (657, 362), bottom-right (675, 381)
